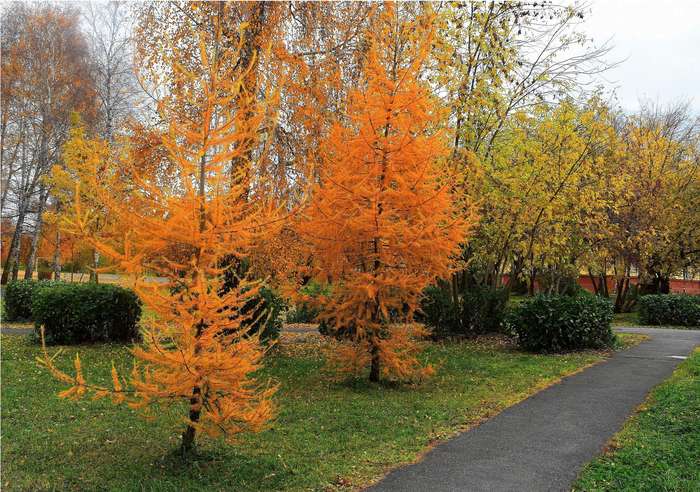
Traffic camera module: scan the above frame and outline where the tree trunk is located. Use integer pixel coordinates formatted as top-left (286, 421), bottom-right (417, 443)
top-left (588, 269), bottom-right (600, 295)
top-left (614, 276), bottom-right (630, 313)
top-left (369, 342), bottom-right (381, 383)
top-left (1, 206), bottom-right (26, 284)
top-left (11, 247), bottom-right (20, 280)
top-left (600, 274), bottom-right (609, 297)
top-left (181, 384), bottom-right (202, 455)
top-left (24, 221), bottom-right (43, 280)
top-left (24, 187), bottom-right (49, 280)
top-left (53, 226), bottom-right (61, 280)
top-left (89, 248), bottom-right (99, 283)
top-left (181, 141), bottom-right (208, 455)
top-left (527, 268), bottom-right (537, 296)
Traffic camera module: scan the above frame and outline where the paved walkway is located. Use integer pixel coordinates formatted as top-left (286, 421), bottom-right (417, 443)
top-left (0, 324), bottom-right (33, 335)
top-left (369, 327), bottom-right (700, 492)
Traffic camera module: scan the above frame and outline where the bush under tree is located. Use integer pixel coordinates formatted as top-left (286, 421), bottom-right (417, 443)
top-left (419, 283), bottom-right (508, 338)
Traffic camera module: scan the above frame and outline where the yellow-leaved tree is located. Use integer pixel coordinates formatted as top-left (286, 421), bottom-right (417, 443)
top-left (39, 16), bottom-right (280, 454)
top-left (297, 4), bottom-right (473, 383)
top-left (44, 113), bottom-right (110, 282)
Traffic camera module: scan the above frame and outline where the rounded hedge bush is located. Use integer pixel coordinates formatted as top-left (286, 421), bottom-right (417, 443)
top-left (33, 283), bottom-right (142, 344)
top-left (508, 293), bottom-right (614, 352)
top-left (638, 294), bottom-right (700, 327)
top-left (3, 280), bottom-right (62, 322)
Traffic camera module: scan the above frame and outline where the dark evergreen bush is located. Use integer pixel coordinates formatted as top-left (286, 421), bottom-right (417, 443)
top-left (286, 281), bottom-right (329, 324)
top-left (418, 284), bottom-right (508, 338)
top-left (250, 286), bottom-right (285, 341)
top-left (638, 294), bottom-right (700, 327)
top-left (32, 283), bottom-right (142, 344)
top-left (461, 286), bottom-right (509, 335)
top-left (219, 256), bottom-right (285, 342)
top-left (3, 280), bottom-right (61, 321)
top-left (508, 294), bottom-right (614, 352)
top-left (418, 285), bottom-right (461, 337)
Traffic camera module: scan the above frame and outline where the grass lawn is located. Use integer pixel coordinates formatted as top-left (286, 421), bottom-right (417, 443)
top-left (2, 332), bottom-right (640, 491)
top-left (574, 348), bottom-right (700, 491)
top-left (612, 310), bottom-right (699, 329)
top-left (612, 311), bottom-right (640, 327)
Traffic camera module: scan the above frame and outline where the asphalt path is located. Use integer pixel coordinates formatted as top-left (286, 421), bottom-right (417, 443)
top-left (369, 327), bottom-right (700, 492)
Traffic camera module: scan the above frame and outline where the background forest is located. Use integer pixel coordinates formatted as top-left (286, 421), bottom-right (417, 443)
top-left (2, 1), bottom-right (698, 309)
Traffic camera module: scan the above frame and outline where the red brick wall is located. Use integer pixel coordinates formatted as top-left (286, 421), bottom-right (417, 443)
top-left (501, 275), bottom-right (700, 295)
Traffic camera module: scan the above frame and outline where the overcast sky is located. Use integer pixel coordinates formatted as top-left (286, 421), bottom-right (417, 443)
top-left (582, 0), bottom-right (700, 113)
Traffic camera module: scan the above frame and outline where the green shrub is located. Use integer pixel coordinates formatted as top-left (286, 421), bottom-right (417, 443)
top-left (3, 280), bottom-right (62, 321)
top-left (419, 284), bottom-right (508, 338)
top-left (33, 283), bottom-right (142, 344)
top-left (461, 286), bottom-right (509, 335)
top-left (638, 294), bottom-right (700, 327)
top-left (418, 285), bottom-right (460, 337)
top-left (507, 294), bottom-right (614, 352)
top-left (219, 257), bottom-right (285, 342)
top-left (248, 286), bottom-right (285, 341)
top-left (286, 281), bottom-right (330, 324)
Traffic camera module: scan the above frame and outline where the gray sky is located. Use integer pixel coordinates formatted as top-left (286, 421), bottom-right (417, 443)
top-left (583, 0), bottom-right (700, 113)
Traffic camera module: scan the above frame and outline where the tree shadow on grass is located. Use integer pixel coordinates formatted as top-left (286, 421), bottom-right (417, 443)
top-left (152, 445), bottom-right (295, 490)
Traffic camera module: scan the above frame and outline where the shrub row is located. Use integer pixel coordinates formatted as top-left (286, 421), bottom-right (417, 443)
top-left (507, 293), bottom-right (614, 352)
top-left (32, 283), bottom-right (142, 345)
top-left (419, 284), bottom-right (508, 338)
top-left (638, 294), bottom-right (700, 327)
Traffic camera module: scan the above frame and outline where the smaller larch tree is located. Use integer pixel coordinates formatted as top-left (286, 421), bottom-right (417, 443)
top-left (297, 4), bottom-right (473, 383)
top-left (39, 15), bottom-right (280, 455)
top-left (44, 113), bottom-right (110, 282)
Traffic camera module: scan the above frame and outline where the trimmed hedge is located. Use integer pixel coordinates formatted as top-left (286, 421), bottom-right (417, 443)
top-left (419, 284), bottom-right (508, 338)
top-left (638, 294), bottom-right (700, 327)
top-left (508, 293), bottom-right (614, 352)
top-left (3, 280), bottom-right (62, 321)
top-left (33, 283), bottom-right (142, 344)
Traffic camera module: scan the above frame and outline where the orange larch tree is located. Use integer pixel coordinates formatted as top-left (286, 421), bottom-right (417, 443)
top-left (39, 16), bottom-right (280, 454)
top-left (297, 4), bottom-right (473, 383)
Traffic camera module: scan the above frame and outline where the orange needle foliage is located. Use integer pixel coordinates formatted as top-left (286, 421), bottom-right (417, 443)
top-left (38, 16), bottom-right (280, 454)
top-left (297, 4), bottom-right (474, 383)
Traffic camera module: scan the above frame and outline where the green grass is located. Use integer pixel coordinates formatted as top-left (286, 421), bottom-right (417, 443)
top-left (612, 310), bottom-right (699, 329)
top-left (1, 333), bottom-right (637, 491)
top-left (612, 311), bottom-right (640, 327)
top-left (574, 348), bottom-right (700, 491)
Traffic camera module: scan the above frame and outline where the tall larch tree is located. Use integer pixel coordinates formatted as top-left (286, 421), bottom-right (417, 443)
top-left (39, 14), bottom-right (280, 455)
top-left (298, 4), bottom-right (472, 383)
